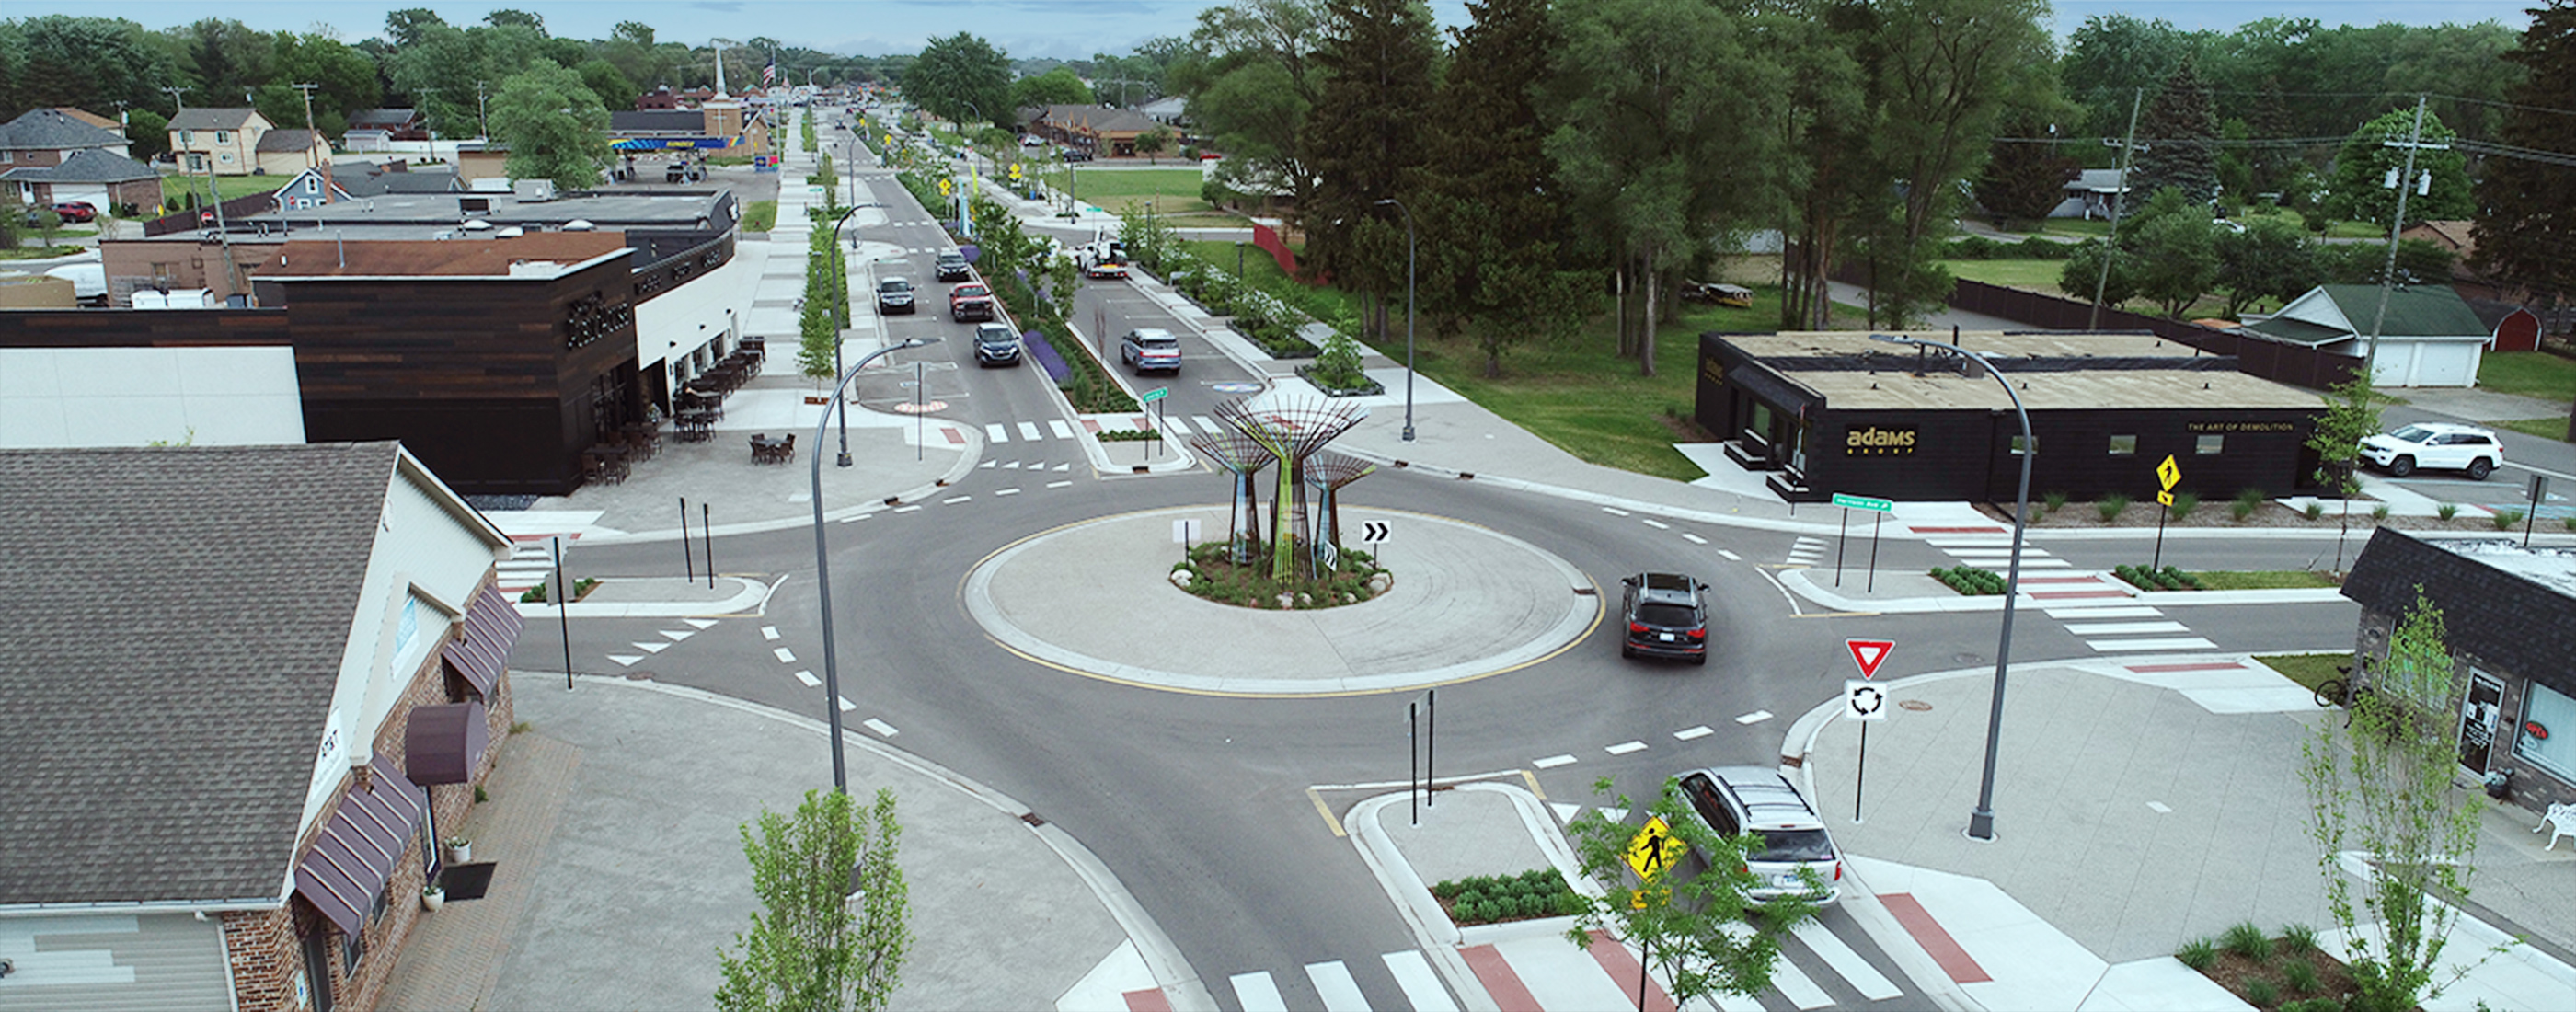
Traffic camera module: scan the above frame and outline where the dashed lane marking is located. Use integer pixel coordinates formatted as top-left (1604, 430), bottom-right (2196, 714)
top-left (1683, 533), bottom-right (1708, 545)
top-left (894, 505), bottom-right (923, 512)
top-left (995, 488), bottom-right (1021, 496)
top-left (1719, 549), bottom-right (1742, 560)
top-left (837, 697), bottom-right (856, 712)
top-left (659, 629), bottom-right (695, 641)
top-left (1734, 710), bottom-right (1775, 725)
top-left (683, 618), bottom-right (719, 629)
top-left (773, 647), bottom-right (797, 662)
top-left (762, 626), bottom-right (781, 640)
top-left (1602, 506), bottom-right (1631, 516)
top-left (631, 641), bottom-right (670, 653)
top-left (1604, 741), bottom-right (1648, 755)
top-left (794, 671), bottom-right (821, 687)
top-left (607, 654), bottom-right (642, 667)
top-left (980, 460), bottom-right (997, 469)
top-left (862, 719), bottom-right (899, 737)
top-left (943, 495), bottom-right (971, 504)
top-left (1533, 753), bottom-right (1579, 769)
top-left (1641, 519), bottom-right (1670, 530)
top-left (1047, 480), bottom-right (1073, 489)
top-left (1674, 725), bottom-right (1715, 740)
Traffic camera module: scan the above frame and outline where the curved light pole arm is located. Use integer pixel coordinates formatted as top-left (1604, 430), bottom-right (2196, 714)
top-left (1374, 197), bottom-right (1417, 442)
top-left (810, 337), bottom-right (936, 792)
top-left (1871, 335), bottom-right (2031, 841)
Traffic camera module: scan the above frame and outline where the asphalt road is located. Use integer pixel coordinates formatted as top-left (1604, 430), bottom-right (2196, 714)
top-left (512, 121), bottom-right (2370, 1012)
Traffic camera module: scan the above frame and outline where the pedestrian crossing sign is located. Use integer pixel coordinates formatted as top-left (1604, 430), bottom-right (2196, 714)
top-left (1625, 816), bottom-right (1686, 880)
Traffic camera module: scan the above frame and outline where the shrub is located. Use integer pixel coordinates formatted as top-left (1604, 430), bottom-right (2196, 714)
top-left (1931, 566), bottom-right (2007, 595)
top-left (2305, 501), bottom-right (2326, 520)
top-left (2373, 504), bottom-right (2392, 521)
top-left (2175, 937), bottom-right (2218, 970)
top-left (2169, 492), bottom-right (2200, 518)
top-left (2283, 959), bottom-right (2319, 994)
top-left (2279, 922), bottom-right (2317, 952)
top-left (2044, 491), bottom-right (2068, 513)
top-left (2245, 978), bottom-right (2277, 1006)
top-left (2222, 921), bottom-right (2271, 962)
top-left (2098, 494), bottom-right (2132, 522)
top-left (2437, 502), bottom-right (2459, 520)
top-left (2281, 996), bottom-right (2344, 1012)
top-left (2492, 509), bottom-right (2525, 530)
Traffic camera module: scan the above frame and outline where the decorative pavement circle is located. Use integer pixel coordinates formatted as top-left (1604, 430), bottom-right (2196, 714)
top-left (889, 400), bottom-right (950, 414)
top-left (961, 505), bottom-right (1602, 696)
top-left (1211, 382), bottom-right (1265, 394)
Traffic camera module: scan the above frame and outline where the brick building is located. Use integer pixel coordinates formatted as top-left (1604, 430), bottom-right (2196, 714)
top-left (2342, 528), bottom-right (2576, 814)
top-left (0, 443), bottom-right (519, 1011)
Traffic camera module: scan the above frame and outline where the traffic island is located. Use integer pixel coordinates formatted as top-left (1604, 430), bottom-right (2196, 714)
top-left (962, 505), bottom-right (1597, 695)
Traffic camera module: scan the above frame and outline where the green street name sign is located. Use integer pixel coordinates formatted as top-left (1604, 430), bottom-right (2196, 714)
top-left (1140, 386), bottom-right (1169, 404)
top-left (1831, 492), bottom-right (1893, 512)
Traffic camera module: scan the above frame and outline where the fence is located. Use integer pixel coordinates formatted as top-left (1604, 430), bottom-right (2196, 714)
top-left (1252, 221), bottom-right (1305, 282)
top-left (140, 192), bottom-right (278, 236)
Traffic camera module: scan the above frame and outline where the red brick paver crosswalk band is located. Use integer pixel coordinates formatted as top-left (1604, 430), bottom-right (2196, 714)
top-left (1461, 943), bottom-right (1543, 1012)
top-left (1121, 986), bottom-right (1173, 1011)
top-left (1583, 930), bottom-right (1679, 1012)
top-left (1880, 892), bottom-right (1992, 983)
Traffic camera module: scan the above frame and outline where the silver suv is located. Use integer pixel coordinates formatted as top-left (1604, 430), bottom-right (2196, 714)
top-left (1676, 766), bottom-right (1842, 905)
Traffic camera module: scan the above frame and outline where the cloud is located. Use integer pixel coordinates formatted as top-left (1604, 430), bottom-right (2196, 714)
top-left (690, 1), bottom-right (744, 10)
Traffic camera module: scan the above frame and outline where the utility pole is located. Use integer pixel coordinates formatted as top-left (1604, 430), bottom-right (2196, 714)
top-left (2088, 88), bottom-right (2143, 330)
top-left (292, 82), bottom-right (333, 201)
top-left (2363, 96), bottom-right (2440, 383)
top-left (476, 80), bottom-right (490, 140)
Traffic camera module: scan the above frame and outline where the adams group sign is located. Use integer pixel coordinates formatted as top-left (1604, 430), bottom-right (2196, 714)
top-left (1845, 424), bottom-right (1918, 456)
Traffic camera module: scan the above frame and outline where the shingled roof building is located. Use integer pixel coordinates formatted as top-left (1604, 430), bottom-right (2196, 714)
top-left (2342, 528), bottom-right (2576, 815)
top-left (169, 108), bottom-right (334, 177)
top-left (0, 443), bottom-right (519, 1011)
top-left (2240, 284), bottom-right (2493, 387)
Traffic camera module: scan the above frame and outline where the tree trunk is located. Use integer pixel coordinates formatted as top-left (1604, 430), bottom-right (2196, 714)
top-left (1641, 247), bottom-right (1659, 378)
top-left (1615, 263), bottom-right (1630, 358)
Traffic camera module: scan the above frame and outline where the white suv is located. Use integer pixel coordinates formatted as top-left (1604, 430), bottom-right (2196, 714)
top-left (1676, 766), bottom-right (1842, 906)
top-left (2360, 423), bottom-right (2505, 480)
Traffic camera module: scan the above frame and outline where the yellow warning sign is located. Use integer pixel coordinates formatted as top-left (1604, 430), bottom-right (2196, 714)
top-left (1625, 816), bottom-right (1686, 880)
top-left (2156, 454), bottom-right (2182, 491)
top-left (2156, 490), bottom-right (2175, 508)
top-left (1009, 163), bottom-right (1023, 179)
top-left (938, 178), bottom-right (952, 195)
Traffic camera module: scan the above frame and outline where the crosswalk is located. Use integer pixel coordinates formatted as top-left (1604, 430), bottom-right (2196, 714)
top-left (971, 414), bottom-right (1225, 444)
top-left (1914, 526), bottom-right (2221, 655)
top-left (496, 534), bottom-right (577, 595)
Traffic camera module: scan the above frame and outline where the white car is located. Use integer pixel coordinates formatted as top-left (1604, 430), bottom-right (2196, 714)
top-left (1676, 766), bottom-right (1842, 906)
top-left (2360, 422), bottom-right (2504, 480)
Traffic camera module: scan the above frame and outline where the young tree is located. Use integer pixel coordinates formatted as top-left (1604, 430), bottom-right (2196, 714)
top-left (2306, 376), bottom-right (2379, 570)
top-left (1563, 777), bottom-right (1821, 1006)
top-left (2127, 60), bottom-right (2220, 204)
top-left (716, 788), bottom-right (910, 1012)
top-left (2325, 107), bottom-right (2475, 230)
top-left (2470, 1), bottom-right (2576, 312)
top-left (906, 33), bottom-right (1013, 128)
top-left (2301, 591), bottom-right (2488, 1012)
top-left (1007, 65), bottom-right (1095, 109)
top-left (489, 61), bottom-right (612, 190)
top-left (1134, 126), bottom-right (1172, 165)
top-left (2126, 206), bottom-right (2219, 317)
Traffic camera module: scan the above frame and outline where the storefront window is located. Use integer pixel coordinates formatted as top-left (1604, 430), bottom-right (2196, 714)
top-left (2009, 435), bottom-right (2033, 455)
top-left (2109, 434), bottom-right (2136, 455)
top-left (2196, 434), bottom-right (2225, 454)
top-left (2515, 682), bottom-right (2576, 780)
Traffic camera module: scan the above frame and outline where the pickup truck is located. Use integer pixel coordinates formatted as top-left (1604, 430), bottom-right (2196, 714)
top-left (1079, 239), bottom-right (1129, 279)
top-left (948, 282), bottom-right (995, 322)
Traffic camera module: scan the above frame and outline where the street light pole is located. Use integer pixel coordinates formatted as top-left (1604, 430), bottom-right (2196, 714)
top-left (828, 203), bottom-right (885, 466)
top-left (1870, 334), bottom-right (2032, 842)
top-left (811, 337), bottom-right (938, 793)
top-left (1375, 198), bottom-right (1417, 442)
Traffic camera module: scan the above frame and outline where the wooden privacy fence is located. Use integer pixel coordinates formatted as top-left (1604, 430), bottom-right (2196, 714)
top-left (1252, 221), bottom-right (1306, 282)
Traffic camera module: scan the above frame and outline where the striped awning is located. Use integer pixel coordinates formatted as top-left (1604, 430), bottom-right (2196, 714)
top-left (441, 583), bottom-right (523, 697)
top-left (293, 759), bottom-right (428, 936)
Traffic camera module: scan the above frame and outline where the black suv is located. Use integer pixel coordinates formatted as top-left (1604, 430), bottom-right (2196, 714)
top-left (876, 278), bottom-right (914, 314)
top-left (972, 323), bottom-right (1021, 366)
top-left (1619, 572), bottom-right (1708, 663)
top-left (935, 250), bottom-right (972, 282)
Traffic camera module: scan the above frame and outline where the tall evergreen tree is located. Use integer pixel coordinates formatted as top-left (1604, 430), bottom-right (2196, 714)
top-left (2325, 106), bottom-right (2475, 229)
top-left (1417, 0), bottom-right (1587, 375)
top-left (1973, 117), bottom-right (2077, 225)
top-left (1300, 0), bottom-right (1439, 338)
top-left (2472, 1), bottom-right (2576, 312)
top-left (2128, 60), bottom-right (2220, 203)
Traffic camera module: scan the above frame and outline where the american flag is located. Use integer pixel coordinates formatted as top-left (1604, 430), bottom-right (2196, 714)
top-left (762, 57), bottom-right (776, 87)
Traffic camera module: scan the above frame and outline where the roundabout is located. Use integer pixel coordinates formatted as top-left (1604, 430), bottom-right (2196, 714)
top-left (961, 504), bottom-right (1602, 696)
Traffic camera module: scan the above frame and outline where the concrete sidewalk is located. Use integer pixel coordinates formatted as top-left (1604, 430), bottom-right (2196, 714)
top-left (377, 673), bottom-right (1212, 1012)
top-left (1787, 657), bottom-right (2576, 1012)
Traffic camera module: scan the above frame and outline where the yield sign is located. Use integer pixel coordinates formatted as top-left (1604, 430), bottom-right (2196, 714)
top-left (1846, 639), bottom-right (1894, 680)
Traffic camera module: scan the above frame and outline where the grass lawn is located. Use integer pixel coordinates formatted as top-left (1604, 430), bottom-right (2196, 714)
top-left (2237, 207), bottom-right (2386, 239)
top-left (2478, 351), bottom-right (2576, 402)
top-left (1941, 259), bottom-right (2275, 321)
top-left (0, 245), bottom-right (86, 260)
top-left (2191, 570), bottom-right (2342, 590)
top-left (2254, 652), bottom-right (2352, 696)
top-left (2499, 417), bottom-right (2570, 442)
top-left (1066, 167), bottom-right (1212, 216)
top-left (742, 200), bottom-right (778, 233)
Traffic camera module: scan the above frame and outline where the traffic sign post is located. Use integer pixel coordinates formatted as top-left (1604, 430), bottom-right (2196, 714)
top-left (1846, 639), bottom-right (1893, 679)
top-left (1846, 678), bottom-right (1889, 823)
top-left (1830, 494), bottom-right (1893, 592)
top-left (2153, 454), bottom-right (2181, 569)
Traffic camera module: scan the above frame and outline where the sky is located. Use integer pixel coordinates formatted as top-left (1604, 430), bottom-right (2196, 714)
top-left (15, 0), bottom-right (2548, 63)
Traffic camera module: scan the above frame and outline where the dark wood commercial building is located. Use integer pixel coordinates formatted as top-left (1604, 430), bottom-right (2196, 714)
top-left (2343, 529), bottom-right (2576, 815)
top-left (1698, 331), bottom-right (2326, 504)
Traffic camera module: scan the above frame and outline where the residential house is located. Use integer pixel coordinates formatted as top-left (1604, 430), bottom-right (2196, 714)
top-left (1023, 104), bottom-right (1160, 157)
top-left (170, 109), bottom-right (334, 177)
top-left (2342, 528), bottom-right (2576, 816)
top-left (0, 107), bottom-right (132, 167)
top-left (0, 442), bottom-right (520, 1012)
top-left (271, 162), bottom-right (461, 212)
top-left (347, 109), bottom-right (428, 144)
top-left (2049, 168), bottom-right (2127, 220)
top-left (2237, 284), bottom-right (2492, 387)
top-left (4, 147), bottom-right (161, 214)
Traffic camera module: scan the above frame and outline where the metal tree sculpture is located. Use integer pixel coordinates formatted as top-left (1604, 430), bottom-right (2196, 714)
top-left (1302, 450), bottom-right (1377, 571)
top-left (1214, 395), bottom-right (1369, 580)
top-left (1188, 427), bottom-right (1273, 564)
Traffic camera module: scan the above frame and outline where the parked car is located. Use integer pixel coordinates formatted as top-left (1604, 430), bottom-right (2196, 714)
top-left (2361, 422), bottom-right (2504, 480)
top-left (973, 323), bottom-right (1022, 366)
top-left (1020, 134), bottom-right (1049, 147)
top-left (48, 201), bottom-right (98, 224)
top-left (1060, 146), bottom-right (1093, 163)
top-left (1120, 328), bottom-right (1182, 374)
top-left (934, 250), bottom-right (972, 282)
top-left (1675, 767), bottom-right (1843, 906)
top-left (1618, 572), bottom-right (1708, 663)
top-left (876, 277), bottom-right (915, 314)
top-left (948, 282), bottom-right (995, 322)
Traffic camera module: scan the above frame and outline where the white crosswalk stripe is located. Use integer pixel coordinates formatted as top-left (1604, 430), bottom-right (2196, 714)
top-left (1049, 420), bottom-right (1075, 439)
top-left (1229, 971), bottom-right (1286, 1012)
top-left (1018, 420), bottom-right (1043, 441)
top-left (1380, 951), bottom-right (1456, 1012)
top-left (1305, 960), bottom-right (1368, 1012)
top-left (1193, 415), bottom-right (1221, 433)
top-left (1162, 416), bottom-right (1193, 436)
top-left (2089, 636), bottom-right (2219, 651)
top-left (985, 422), bottom-right (1007, 443)
top-left (2066, 620), bottom-right (2191, 636)
top-left (1791, 920), bottom-right (1903, 1000)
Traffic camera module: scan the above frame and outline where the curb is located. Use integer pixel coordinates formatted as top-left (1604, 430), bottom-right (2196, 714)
top-left (510, 576), bottom-right (773, 618)
top-left (572, 429), bottom-right (985, 546)
top-left (1344, 781), bottom-right (1596, 1012)
top-left (1774, 569), bottom-right (2352, 615)
top-left (536, 673), bottom-right (1219, 1012)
